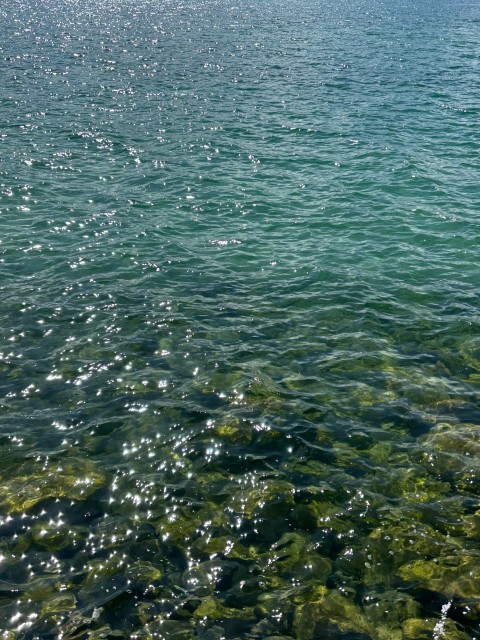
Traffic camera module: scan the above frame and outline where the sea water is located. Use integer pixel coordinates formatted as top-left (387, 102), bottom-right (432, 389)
top-left (1, 0), bottom-right (480, 637)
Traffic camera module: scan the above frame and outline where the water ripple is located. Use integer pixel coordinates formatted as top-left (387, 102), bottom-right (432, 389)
top-left (1, 0), bottom-right (480, 637)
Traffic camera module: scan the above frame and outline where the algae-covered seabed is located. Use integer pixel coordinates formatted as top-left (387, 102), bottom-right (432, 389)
top-left (1, 0), bottom-right (480, 637)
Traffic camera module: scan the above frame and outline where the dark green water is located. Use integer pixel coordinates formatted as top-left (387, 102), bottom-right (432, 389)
top-left (1, 0), bottom-right (480, 637)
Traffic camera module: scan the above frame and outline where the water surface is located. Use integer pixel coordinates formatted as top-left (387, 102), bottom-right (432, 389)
top-left (1, 0), bottom-right (480, 637)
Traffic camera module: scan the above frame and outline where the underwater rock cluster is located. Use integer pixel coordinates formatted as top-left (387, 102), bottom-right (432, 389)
top-left (1, 371), bottom-right (480, 640)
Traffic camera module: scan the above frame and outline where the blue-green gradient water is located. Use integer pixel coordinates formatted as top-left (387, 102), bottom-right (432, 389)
top-left (1, 0), bottom-right (480, 637)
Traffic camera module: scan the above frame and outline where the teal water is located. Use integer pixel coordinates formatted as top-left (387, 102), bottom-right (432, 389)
top-left (1, 0), bottom-right (480, 637)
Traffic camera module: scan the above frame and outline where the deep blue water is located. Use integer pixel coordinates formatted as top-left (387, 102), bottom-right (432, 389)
top-left (1, 0), bottom-right (480, 637)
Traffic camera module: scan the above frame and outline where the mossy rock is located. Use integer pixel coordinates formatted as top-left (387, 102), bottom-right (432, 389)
top-left (41, 592), bottom-right (77, 616)
top-left (460, 510), bottom-right (480, 539)
top-left (362, 590), bottom-right (419, 635)
top-left (374, 627), bottom-right (402, 640)
top-left (383, 365), bottom-right (455, 409)
top-left (293, 589), bottom-right (374, 640)
top-left (402, 618), bottom-right (436, 640)
top-left (306, 500), bottom-right (355, 533)
top-left (375, 466), bottom-right (451, 505)
top-left (296, 554), bottom-right (332, 584)
top-left (422, 422), bottom-right (480, 464)
top-left (351, 383), bottom-right (397, 408)
top-left (232, 479), bottom-right (296, 519)
top-left (260, 533), bottom-right (331, 582)
top-left (135, 596), bottom-right (178, 626)
top-left (181, 562), bottom-right (219, 597)
top-left (427, 618), bottom-right (471, 640)
top-left (244, 374), bottom-right (285, 409)
top-left (192, 535), bottom-right (256, 560)
top-left (195, 470), bottom-right (232, 487)
top-left (21, 578), bottom-right (59, 603)
top-left (367, 442), bottom-right (393, 465)
top-left (397, 556), bottom-right (480, 599)
top-left (137, 602), bottom-right (160, 625)
top-left (420, 423), bottom-right (480, 491)
top-left (156, 503), bottom-right (230, 549)
top-left (156, 511), bottom-right (203, 545)
top-left (200, 369), bottom-right (245, 396)
top-left (402, 617), bottom-right (471, 640)
top-left (193, 595), bottom-right (256, 622)
top-left (57, 610), bottom-right (97, 639)
top-left (32, 522), bottom-right (87, 551)
top-left (86, 626), bottom-right (126, 640)
top-left (214, 420), bottom-right (252, 444)
top-left (0, 457), bottom-right (106, 513)
top-left (10, 530), bottom-right (33, 555)
top-left (155, 627), bottom-right (194, 640)
top-left (125, 561), bottom-right (163, 596)
top-left (140, 619), bottom-right (195, 639)
top-left (254, 428), bottom-right (284, 447)
top-left (333, 441), bottom-right (366, 468)
top-left (88, 517), bottom-right (136, 552)
top-left (459, 336), bottom-right (480, 371)
top-left (287, 460), bottom-right (330, 479)
top-left (260, 533), bottom-right (308, 576)
top-left (333, 545), bottom-right (372, 589)
top-left (289, 503), bottom-right (320, 531)
top-left (367, 522), bottom-right (462, 578)
top-left (81, 554), bottom-right (126, 591)
top-left (191, 504), bottom-right (231, 531)
top-left (290, 584), bottom-right (329, 607)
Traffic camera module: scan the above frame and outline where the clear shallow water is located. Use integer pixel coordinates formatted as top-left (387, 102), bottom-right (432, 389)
top-left (1, 0), bottom-right (480, 637)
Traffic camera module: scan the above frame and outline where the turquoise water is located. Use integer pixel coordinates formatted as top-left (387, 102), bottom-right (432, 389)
top-left (1, 0), bottom-right (480, 637)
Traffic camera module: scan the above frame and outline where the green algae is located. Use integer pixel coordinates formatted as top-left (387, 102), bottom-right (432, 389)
top-left (458, 337), bottom-right (480, 372)
top-left (0, 457), bottom-right (106, 514)
top-left (31, 522), bottom-right (87, 551)
top-left (86, 625), bottom-right (127, 639)
top-left (362, 590), bottom-right (419, 638)
top-left (260, 532), bottom-right (308, 574)
top-left (293, 588), bottom-right (374, 640)
top-left (231, 479), bottom-right (296, 519)
top-left (214, 420), bottom-right (253, 444)
top-left (125, 561), bottom-right (163, 595)
top-left (398, 556), bottom-right (480, 599)
top-left (4, 405), bottom-right (480, 640)
top-left (20, 578), bottom-right (65, 603)
top-left (402, 618), bottom-right (471, 640)
top-left (3, 346), bottom-right (480, 639)
top-left (41, 592), bottom-right (77, 616)
top-left (157, 510), bottom-right (214, 548)
top-left (192, 535), bottom-right (256, 560)
top-left (367, 441), bottom-right (393, 465)
top-left (193, 595), bottom-right (256, 623)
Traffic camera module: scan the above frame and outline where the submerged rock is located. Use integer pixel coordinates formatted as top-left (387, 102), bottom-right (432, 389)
top-left (397, 556), bottom-right (480, 600)
top-left (420, 422), bottom-right (480, 492)
top-left (214, 419), bottom-right (253, 444)
top-left (0, 457), bottom-right (106, 514)
top-left (293, 588), bottom-right (374, 640)
top-left (193, 595), bottom-right (256, 622)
